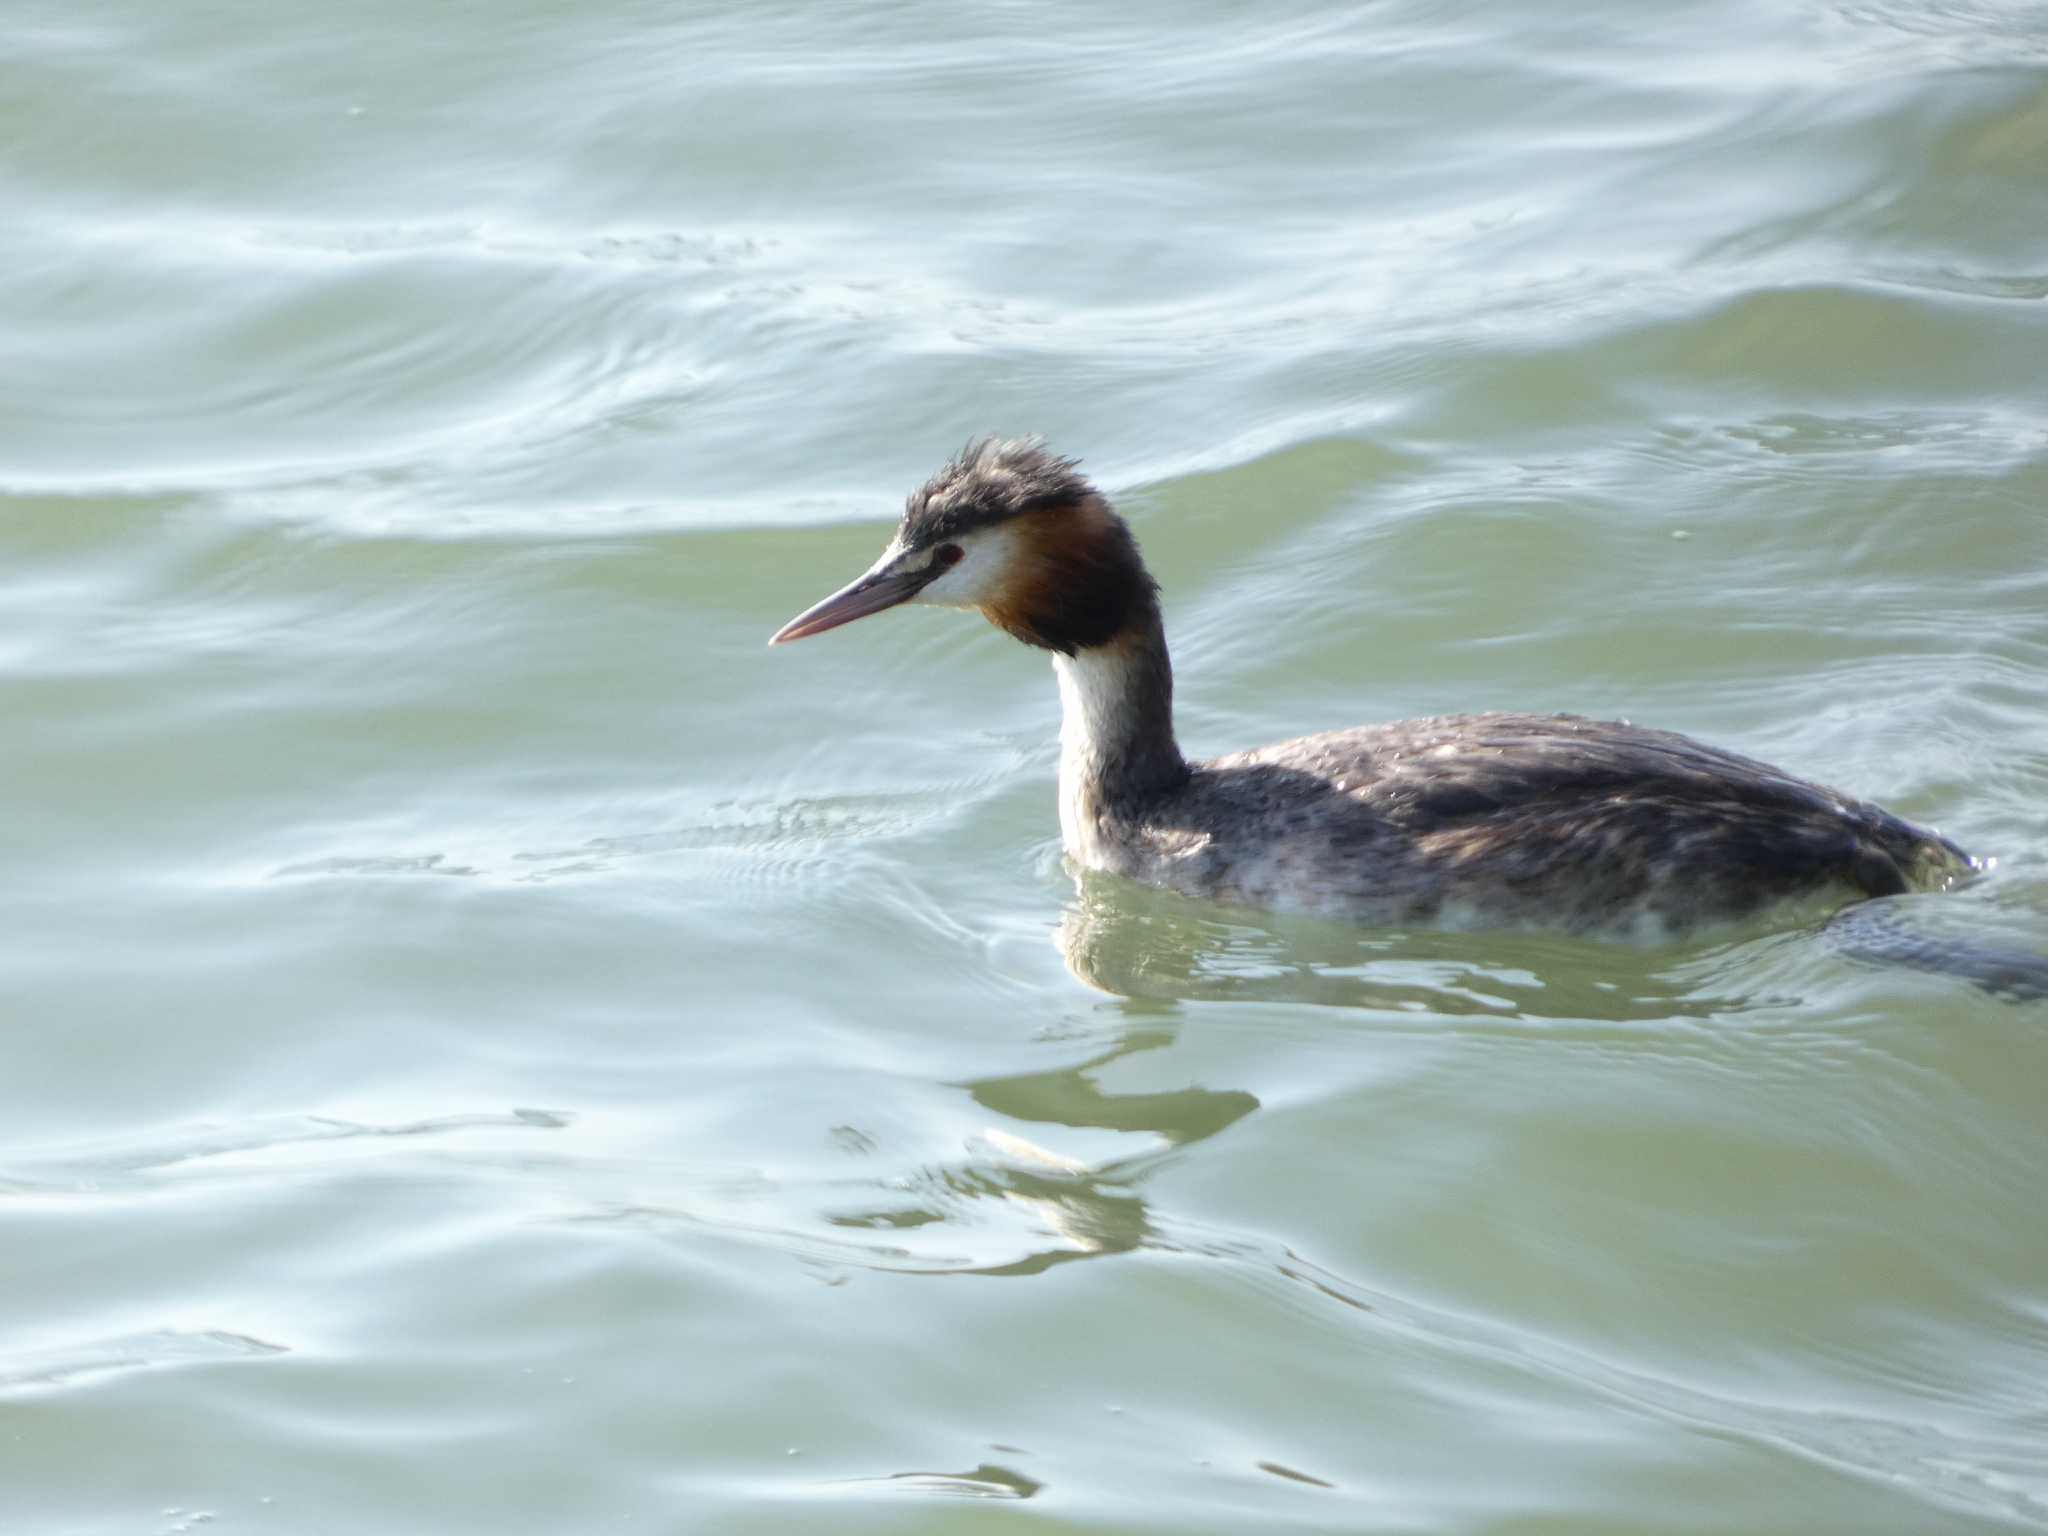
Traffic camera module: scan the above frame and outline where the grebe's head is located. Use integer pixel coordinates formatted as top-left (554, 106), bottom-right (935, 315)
top-left (769, 438), bottom-right (1155, 654)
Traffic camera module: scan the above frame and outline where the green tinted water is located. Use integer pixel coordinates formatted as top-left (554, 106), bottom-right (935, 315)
top-left (5, 3), bottom-right (2048, 1531)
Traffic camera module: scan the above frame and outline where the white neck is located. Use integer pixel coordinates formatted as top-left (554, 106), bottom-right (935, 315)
top-left (1049, 629), bottom-right (1186, 867)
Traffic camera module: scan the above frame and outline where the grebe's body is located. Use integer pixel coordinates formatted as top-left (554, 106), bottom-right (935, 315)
top-left (773, 439), bottom-right (1973, 941)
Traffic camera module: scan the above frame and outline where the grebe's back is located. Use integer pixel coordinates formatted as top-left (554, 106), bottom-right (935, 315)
top-left (1094, 710), bottom-right (1971, 939)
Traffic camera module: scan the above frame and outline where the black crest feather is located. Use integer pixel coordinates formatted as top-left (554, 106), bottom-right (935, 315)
top-left (900, 437), bottom-right (1094, 548)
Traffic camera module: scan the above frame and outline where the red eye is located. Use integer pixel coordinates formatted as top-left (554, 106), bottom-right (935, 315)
top-left (934, 544), bottom-right (964, 567)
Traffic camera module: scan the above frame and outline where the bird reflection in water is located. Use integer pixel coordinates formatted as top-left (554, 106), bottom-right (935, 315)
top-left (572, 894), bottom-right (1758, 1284)
top-left (812, 876), bottom-right (1764, 1277)
top-left (815, 1006), bottom-right (1258, 1279)
top-left (1055, 865), bottom-right (1759, 1022)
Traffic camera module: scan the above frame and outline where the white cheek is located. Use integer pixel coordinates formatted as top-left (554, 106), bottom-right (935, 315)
top-left (914, 526), bottom-right (1020, 608)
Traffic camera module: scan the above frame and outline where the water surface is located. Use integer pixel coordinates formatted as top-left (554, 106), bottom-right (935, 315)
top-left (5, 2), bottom-right (2048, 1531)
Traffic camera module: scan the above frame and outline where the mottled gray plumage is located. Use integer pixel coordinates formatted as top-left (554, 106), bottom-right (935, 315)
top-left (1081, 708), bottom-right (1971, 936)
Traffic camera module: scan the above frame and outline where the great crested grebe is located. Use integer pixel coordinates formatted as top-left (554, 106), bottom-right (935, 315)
top-left (770, 438), bottom-right (1981, 942)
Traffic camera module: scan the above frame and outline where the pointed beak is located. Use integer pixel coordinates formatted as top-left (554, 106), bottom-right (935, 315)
top-left (768, 559), bottom-right (935, 645)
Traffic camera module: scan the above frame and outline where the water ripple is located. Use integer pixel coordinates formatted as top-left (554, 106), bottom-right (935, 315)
top-left (0, 1108), bottom-right (570, 1196)
top-left (0, 1329), bottom-right (286, 1398)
